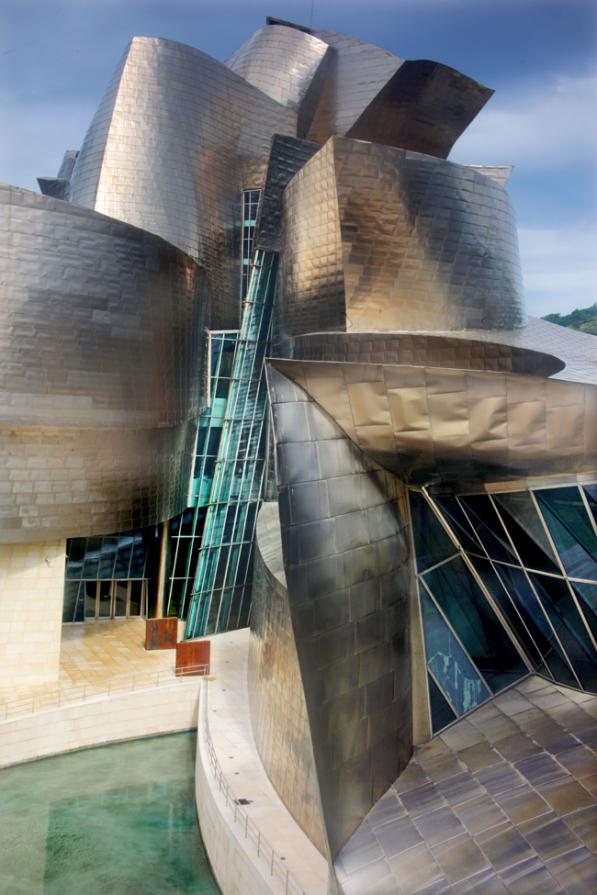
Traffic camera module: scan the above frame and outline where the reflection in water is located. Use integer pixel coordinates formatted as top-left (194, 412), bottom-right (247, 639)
top-left (0, 732), bottom-right (220, 894)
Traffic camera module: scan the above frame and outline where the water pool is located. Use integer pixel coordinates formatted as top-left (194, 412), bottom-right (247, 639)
top-left (0, 732), bottom-right (220, 894)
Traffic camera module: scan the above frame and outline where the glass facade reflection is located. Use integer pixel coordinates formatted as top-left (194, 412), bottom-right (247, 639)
top-left (411, 483), bottom-right (597, 732)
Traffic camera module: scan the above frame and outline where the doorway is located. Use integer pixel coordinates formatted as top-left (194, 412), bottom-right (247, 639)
top-left (83, 580), bottom-right (146, 620)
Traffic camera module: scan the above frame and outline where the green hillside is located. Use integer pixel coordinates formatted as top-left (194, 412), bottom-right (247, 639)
top-left (543, 303), bottom-right (597, 335)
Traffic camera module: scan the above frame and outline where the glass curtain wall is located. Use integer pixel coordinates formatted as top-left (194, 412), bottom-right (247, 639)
top-left (410, 483), bottom-right (597, 734)
top-left (185, 249), bottom-right (278, 636)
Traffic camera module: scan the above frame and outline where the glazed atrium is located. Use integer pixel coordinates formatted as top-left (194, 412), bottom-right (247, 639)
top-left (1, 14), bottom-right (596, 895)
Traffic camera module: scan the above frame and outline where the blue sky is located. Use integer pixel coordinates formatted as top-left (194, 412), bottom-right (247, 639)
top-left (1, 0), bottom-right (595, 316)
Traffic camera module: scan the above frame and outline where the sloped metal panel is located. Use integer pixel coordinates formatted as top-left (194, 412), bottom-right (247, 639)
top-left (270, 359), bottom-right (597, 486)
top-left (267, 364), bottom-right (413, 857)
top-left (0, 185), bottom-right (205, 541)
top-left (306, 28), bottom-right (404, 141)
top-left (225, 24), bottom-right (329, 111)
top-left (281, 137), bottom-right (525, 338)
top-left (346, 60), bottom-right (493, 157)
top-left (69, 37), bottom-right (296, 328)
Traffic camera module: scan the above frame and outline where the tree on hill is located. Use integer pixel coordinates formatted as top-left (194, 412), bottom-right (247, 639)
top-left (543, 302), bottom-right (597, 335)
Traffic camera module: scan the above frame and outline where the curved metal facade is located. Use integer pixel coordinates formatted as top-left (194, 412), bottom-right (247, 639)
top-left (0, 185), bottom-right (205, 541)
top-left (69, 36), bottom-right (296, 328)
top-left (281, 138), bottom-right (526, 337)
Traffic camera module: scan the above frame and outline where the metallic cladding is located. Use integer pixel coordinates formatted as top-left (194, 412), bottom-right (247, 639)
top-left (68, 36), bottom-right (296, 328)
top-left (0, 185), bottom-right (205, 541)
top-left (281, 137), bottom-right (526, 338)
top-left (292, 333), bottom-right (565, 378)
top-left (267, 364), bottom-right (413, 856)
top-left (346, 60), bottom-right (493, 157)
top-left (225, 24), bottom-right (329, 112)
top-left (270, 359), bottom-right (597, 487)
top-left (249, 501), bottom-right (327, 855)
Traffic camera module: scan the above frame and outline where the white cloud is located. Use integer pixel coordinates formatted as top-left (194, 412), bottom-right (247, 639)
top-left (518, 225), bottom-right (597, 316)
top-left (451, 69), bottom-right (597, 168)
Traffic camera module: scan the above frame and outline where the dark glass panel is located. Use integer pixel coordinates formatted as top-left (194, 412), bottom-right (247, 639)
top-left (174, 540), bottom-right (192, 579)
top-left (459, 495), bottom-right (519, 564)
top-left (428, 673), bottom-right (457, 733)
top-left (435, 496), bottom-right (486, 555)
top-left (167, 579), bottom-right (186, 618)
top-left (420, 586), bottom-right (489, 715)
top-left (114, 536), bottom-right (133, 578)
top-left (62, 581), bottom-right (80, 623)
top-left (129, 536), bottom-right (146, 578)
top-left (583, 484), bottom-right (597, 525)
top-left (529, 572), bottom-right (597, 691)
top-left (114, 581), bottom-right (128, 617)
top-left (536, 487), bottom-right (597, 581)
top-left (178, 509), bottom-right (196, 538)
top-left (424, 556), bottom-right (527, 692)
top-left (98, 581), bottom-right (111, 618)
top-left (409, 491), bottom-right (456, 572)
top-left (469, 556), bottom-right (543, 669)
top-left (65, 539), bottom-right (85, 579)
top-left (81, 538), bottom-right (102, 579)
top-left (84, 581), bottom-right (97, 618)
top-left (494, 492), bottom-right (559, 573)
top-left (97, 537), bottom-right (117, 579)
top-left (129, 580), bottom-right (143, 616)
top-left (493, 563), bottom-right (577, 687)
top-left (73, 582), bottom-right (85, 623)
top-left (571, 581), bottom-right (597, 642)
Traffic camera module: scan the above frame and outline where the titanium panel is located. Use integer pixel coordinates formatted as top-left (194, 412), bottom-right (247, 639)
top-left (267, 364), bottom-right (413, 856)
top-left (292, 333), bottom-right (564, 377)
top-left (69, 36), bottom-right (295, 328)
top-left (346, 60), bottom-right (493, 158)
top-left (270, 359), bottom-right (597, 487)
top-left (0, 185), bottom-right (205, 541)
top-left (281, 138), bottom-right (526, 338)
top-left (249, 501), bottom-right (327, 855)
top-left (225, 24), bottom-right (329, 112)
top-left (305, 28), bottom-right (404, 142)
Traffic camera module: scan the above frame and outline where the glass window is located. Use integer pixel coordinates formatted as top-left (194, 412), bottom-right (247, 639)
top-left (494, 492), bottom-right (559, 573)
top-left (84, 582), bottom-right (97, 618)
top-left (66, 539), bottom-right (85, 579)
top-left (493, 563), bottom-right (577, 687)
top-left (529, 572), bottom-right (597, 691)
top-left (113, 581), bottom-right (128, 617)
top-left (409, 491), bottom-right (456, 573)
top-left (420, 586), bottom-right (489, 715)
top-left (459, 495), bottom-right (519, 564)
top-left (469, 556), bottom-right (544, 671)
top-left (583, 484), bottom-right (597, 526)
top-left (62, 581), bottom-right (80, 623)
top-left (97, 537), bottom-right (117, 579)
top-left (129, 581), bottom-right (143, 616)
top-left (82, 538), bottom-right (102, 579)
top-left (571, 581), bottom-right (597, 643)
top-left (423, 556), bottom-right (527, 692)
top-left (536, 487), bottom-right (597, 581)
top-left (428, 673), bottom-right (457, 733)
top-left (435, 496), bottom-right (486, 555)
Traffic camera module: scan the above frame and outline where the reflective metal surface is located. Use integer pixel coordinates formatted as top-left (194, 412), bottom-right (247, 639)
top-left (281, 138), bottom-right (525, 338)
top-left (226, 24), bottom-right (329, 112)
top-left (69, 36), bottom-right (295, 328)
top-left (267, 364), bottom-right (413, 856)
top-left (346, 60), bottom-right (492, 157)
top-left (249, 501), bottom-right (327, 855)
top-left (269, 359), bottom-right (597, 487)
top-left (0, 185), bottom-right (205, 540)
top-left (335, 675), bottom-right (597, 895)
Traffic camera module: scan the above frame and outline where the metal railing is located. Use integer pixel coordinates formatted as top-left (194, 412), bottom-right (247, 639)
top-left (0, 664), bottom-right (208, 722)
top-left (201, 678), bottom-right (305, 895)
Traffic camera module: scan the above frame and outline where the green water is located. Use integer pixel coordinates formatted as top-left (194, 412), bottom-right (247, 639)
top-left (0, 733), bottom-right (220, 894)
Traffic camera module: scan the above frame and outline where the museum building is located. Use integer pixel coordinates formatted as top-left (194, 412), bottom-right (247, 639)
top-left (1, 15), bottom-right (596, 895)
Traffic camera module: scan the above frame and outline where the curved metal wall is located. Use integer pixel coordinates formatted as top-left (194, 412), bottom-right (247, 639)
top-left (281, 138), bottom-right (526, 337)
top-left (69, 36), bottom-right (296, 328)
top-left (225, 24), bottom-right (329, 112)
top-left (0, 186), bottom-right (206, 542)
top-left (249, 502), bottom-right (327, 855)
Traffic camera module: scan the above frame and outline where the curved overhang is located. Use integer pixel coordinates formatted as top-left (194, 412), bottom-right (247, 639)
top-left (269, 358), bottom-right (597, 487)
top-left (0, 185), bottom-right (206, 541)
